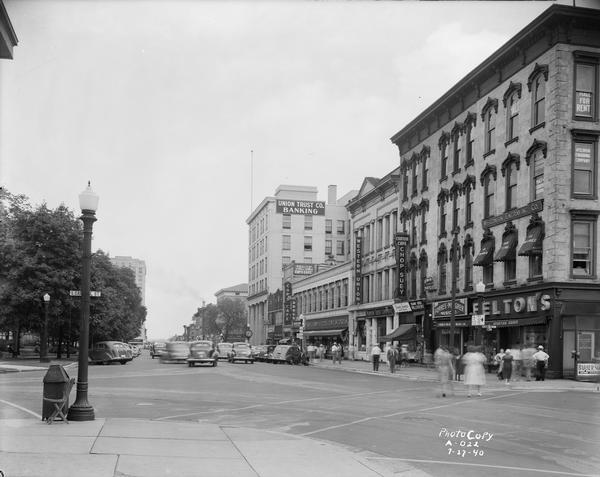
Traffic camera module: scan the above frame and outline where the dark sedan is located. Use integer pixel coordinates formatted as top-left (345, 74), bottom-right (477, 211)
top-left (187, 340), bottom-right (218, 367)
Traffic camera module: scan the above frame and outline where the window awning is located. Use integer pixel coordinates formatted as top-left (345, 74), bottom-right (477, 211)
top-left (382, 324), bottom-right (416, 342)
top-left (494, 233), bottom-right (518, 262)
top-left (518, 226), bottom-right (543, 256)
top-left (473, 239), bottom-right (494, 266)
top-left (302, 328), bottom-right (347, 337)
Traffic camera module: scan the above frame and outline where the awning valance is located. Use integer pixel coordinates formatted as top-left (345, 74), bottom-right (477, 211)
top-left (382, 324), bottom-right (416, 342)
top-left (494, 233), bottom-right (518, 262)
top-left (518, 226), bottom-right (543, 256)
top-left (303, 328), bottom-right (347, 337)
top-left (473, 239), bottom-right (495, 266)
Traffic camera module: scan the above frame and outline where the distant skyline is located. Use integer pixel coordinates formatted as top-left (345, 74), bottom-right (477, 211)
top-left (0, 1), bottom-right (560, 339)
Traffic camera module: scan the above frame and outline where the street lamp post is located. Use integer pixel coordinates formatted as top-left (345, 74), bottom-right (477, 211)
top-left (40, 293), bottom-right (50, 363)
top-left (475, 280), bottom-right (486, 348)
top-left (68, 182), bottom-right (99, 422)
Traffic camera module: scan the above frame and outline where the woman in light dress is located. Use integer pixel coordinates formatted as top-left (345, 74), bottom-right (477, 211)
top-left (462, 345), bottom-right (486, 397)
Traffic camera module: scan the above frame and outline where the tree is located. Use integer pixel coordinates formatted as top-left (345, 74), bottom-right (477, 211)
top-left (215, 298), bottom-right (247, 342)
top-left (192, 303), bottom-right (220, 339)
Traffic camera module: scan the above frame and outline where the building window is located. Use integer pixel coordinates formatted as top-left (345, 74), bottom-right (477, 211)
top-left (452, 195), bottom-right (459, 231)
top-left (282, 214), bottom-right (291, 229)
top-left (574, 52), bottom-right (599, 120)
top-left (506, 90), bottom-right (519, 143)
top-left (422, 155), bottom-right (428, 191)
top-left (421, 214), bottom-right (427, 245)
top-left (377, 218), bottom-right (383, 250)
top-left (384, 215), bottom-right (390, 247)
top-left (529, 255), bottom-right (543, 279)
top-left (572, 131), bottom-right (598, 199)
top-left (325, 219), bottom-right (332, 234)
top-left (304, 236), bottom-right (312, 252)
top-left (282, 256), bottom-right (291, 265)
top-left (440, 202), bottom-right (447, 236)
top-left (383, 270), bottom-right (389, 301)
top-left (419, 250), bottom-right (428, 298)
top-left (572, 213), bottom-right (597, 278)
top-left (465, 125), bottom-right (474, 165)
top-left (441, 142), bottom-right (448, 180)
top-left (504, 259), bottom-right (516, 282)
top-left (527, 64), bottom-right (548, 129)
top-left (336, 240), bottom-right (344, 256)
top-left (483, 263), bottom-right (493, 286)
top-left (481, 98), bottom-right (498, 155)
top-left (402, 169), bottom-right (409, 201)
top-left (463, 236), bottom-right (473, 290)
top-left (336, 220), bottom-right (344, 234)
top-left (452, 127), bottom-right (461, 174)
top-left (481, 166), bottom-right (497, 219)
top-left (504, 159), bottom-right (519, 210)
top-left (304, 215), bottom-right (313, 231)
top-left (282, 235), bottom-right (291, 251)
top-left (438, 245), bottom-right (447, 295)
top-left (412, 161), bottom-right (418, 197)
top-left (465, 186), bottom-right (473, 226)
top-left (533, 149), bottom-right (545, 200)
top-left (392, 211), bottom-right (398, 236)
top-left (409, 253), bottom-right (418, 300)
top-left (411, 219), bottom-right (417, 246)
top-left (325, 239), bottom-right (332, 255)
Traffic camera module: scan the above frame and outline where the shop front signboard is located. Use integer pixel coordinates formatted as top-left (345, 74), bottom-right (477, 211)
top-left (432, 299), bottom-right (467, 318)
top-left (276, 200), bottom-right (326, 216)
top-left (577, 362), bottom-right (600, 376)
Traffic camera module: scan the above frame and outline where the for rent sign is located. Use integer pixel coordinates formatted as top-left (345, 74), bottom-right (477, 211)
top-left (276, 200), bottom-right (326, 215)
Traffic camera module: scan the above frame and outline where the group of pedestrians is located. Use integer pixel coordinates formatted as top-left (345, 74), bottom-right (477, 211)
top-left (435, 343), bottom-right (551, 397)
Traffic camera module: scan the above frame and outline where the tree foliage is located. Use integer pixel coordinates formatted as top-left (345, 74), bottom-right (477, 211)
top-left (0, 189), bottom-right (146, 353)
top-left (215, 298), bottom-right (247, 342)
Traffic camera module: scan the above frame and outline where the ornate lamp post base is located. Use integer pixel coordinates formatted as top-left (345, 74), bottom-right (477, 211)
top-left (66, 403), bottom-right (95, 421)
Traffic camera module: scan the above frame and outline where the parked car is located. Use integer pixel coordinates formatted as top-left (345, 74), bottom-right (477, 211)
top-left (228, 342), bottom-right (254, 364)
top-left (270, 344), bottom-right (302, 365)
top-left (150, 341), bottom-right (167, 359)
top-left (216, 342), bottom-right (233, 360)
top-left (264, 345), bottom-right (276, 363)
top-left (128, 343), bottom-right (142, 357)
top-left (252, 345), bottom-right (268, 362)
top-left (89, 341), bottom-right (133, 365)
top-left (160, 341), bottom-right (190, 363)
top-left (187, 340), bottom-right (218, 367)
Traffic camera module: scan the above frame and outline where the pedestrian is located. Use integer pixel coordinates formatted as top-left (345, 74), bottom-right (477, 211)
top-left (502, 349), bottom-right (514, 384)
top-left (522, 344), bottom-right (536, 381)
top-left (330, 342), bottom-right (338, 363)
top-left (462, 345), bottom-right (486, 397)
top-left (434, 345), bottom-right (454, 397)
top-left (455, 351), bottom-right (465, 381)
top-left (494, 348), bottom-right (505, 380)
top-left (400, 344), bottom-right (410, 368)
top-left (512, 345), bottom-right (522, 381)
top-left (307, 343), bottom-right (316, 362)
top-left (387, 344), bottom-right (399, 373)
top-left (318, 344), bottom-right (325, 362)
top-left (532, 345), bottom-right (550, 381)
top-left (371, 343), bottom-right (382, 371)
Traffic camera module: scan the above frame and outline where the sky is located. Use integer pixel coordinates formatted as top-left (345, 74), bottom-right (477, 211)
top-left (0, 0), bottom-right (564, 340)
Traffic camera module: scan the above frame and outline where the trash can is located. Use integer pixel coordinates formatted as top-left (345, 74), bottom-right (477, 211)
top-left (42, 364), bottom-right (70, 421)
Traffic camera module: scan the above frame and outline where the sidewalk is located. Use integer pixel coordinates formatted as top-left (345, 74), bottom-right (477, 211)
top-left (0, 358), bottom-right (77, 373)
top-left (0, 418), bottom-right (426, 477)
top-left (308, 357), bottom-right (600, 392)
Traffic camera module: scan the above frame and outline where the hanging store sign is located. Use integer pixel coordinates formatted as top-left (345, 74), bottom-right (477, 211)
top-left (276, 200), bottom-right (326, 216)
top-left (354, 237), bottom-right (363, 304)
top-left (394, 232), bottom-right (409, 300)
top-left (432, 299), bottom-right (467, 318)
top-left (471, 292), bottom-right (552, 319)
top-left (393, 302), bottom-right (412, 313)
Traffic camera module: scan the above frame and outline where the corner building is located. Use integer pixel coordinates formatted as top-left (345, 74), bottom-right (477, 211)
top-left (388, 5), bottom-right (600, 379)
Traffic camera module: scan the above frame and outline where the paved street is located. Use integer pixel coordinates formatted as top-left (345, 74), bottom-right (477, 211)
top-left (1, 352), bottom-right (599, 477)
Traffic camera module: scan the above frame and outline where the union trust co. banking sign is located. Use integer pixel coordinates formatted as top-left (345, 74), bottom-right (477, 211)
top-left (276, 200), bottom-right (326, 216)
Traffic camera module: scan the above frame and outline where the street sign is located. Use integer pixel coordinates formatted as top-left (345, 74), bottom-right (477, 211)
top-left (471, 314), bottom-right (485, 326)
top-left (69, 290), bottom-right (101, 297)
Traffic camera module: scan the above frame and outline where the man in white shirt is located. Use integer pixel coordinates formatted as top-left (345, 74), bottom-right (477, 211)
top-left (371, 343), bottom-right (382, 372)
top-left (532, 345), bottom-right (550, 381)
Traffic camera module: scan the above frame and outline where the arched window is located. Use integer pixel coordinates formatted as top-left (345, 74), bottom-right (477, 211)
top-left (527, 63), bottom-right (548, 129)
top-left (503, 82), bottom-right (522, 143)
top-left (451, 122), bottom-right (462, 174)
top-left (420, 145), bottom-right (430, 192)
top-left (481, 98), bottom-right (498, 155)
top-left (502, 153), bottom-right (521, 211)
top-left (419, 249), bottom-right (428, 298)
top-left (463, 235), bottom-right (474, 291)
top-left (463, 112), bottom-right (476, 167)
top-left (526, 140), bottom-right (547, 201)
top-left (439, 132), bottom-right (450, 180)
top-left (438, 243), bottom-right (448, 295)
top-left (480, 165), bottom-right (497, 219)
top-left (463, 175), bottom-right (476, 228)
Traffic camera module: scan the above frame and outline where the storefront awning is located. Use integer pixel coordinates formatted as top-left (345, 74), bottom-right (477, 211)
top-left (494, 233), bottom-right (517, 262)
top-left (303, 328), bottom-right (347, 337)
top-left (382, 324), bottom-right (416, 342)
top-left (518, 226), bottom-right (543, 256)
top-left (473, 239), bottom-right (494, 266)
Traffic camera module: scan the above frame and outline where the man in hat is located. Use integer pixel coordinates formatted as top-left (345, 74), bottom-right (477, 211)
top-left (532, 345), bottom-right (550, 381)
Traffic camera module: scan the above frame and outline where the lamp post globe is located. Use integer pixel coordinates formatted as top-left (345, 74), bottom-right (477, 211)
top-left (40, 293), bottom-right (50, 363)
top-left (68, 182), bottom-right (98, 422)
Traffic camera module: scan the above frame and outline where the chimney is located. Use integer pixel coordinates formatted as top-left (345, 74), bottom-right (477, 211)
top-left (328, 185), bottom-right (337, 205)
